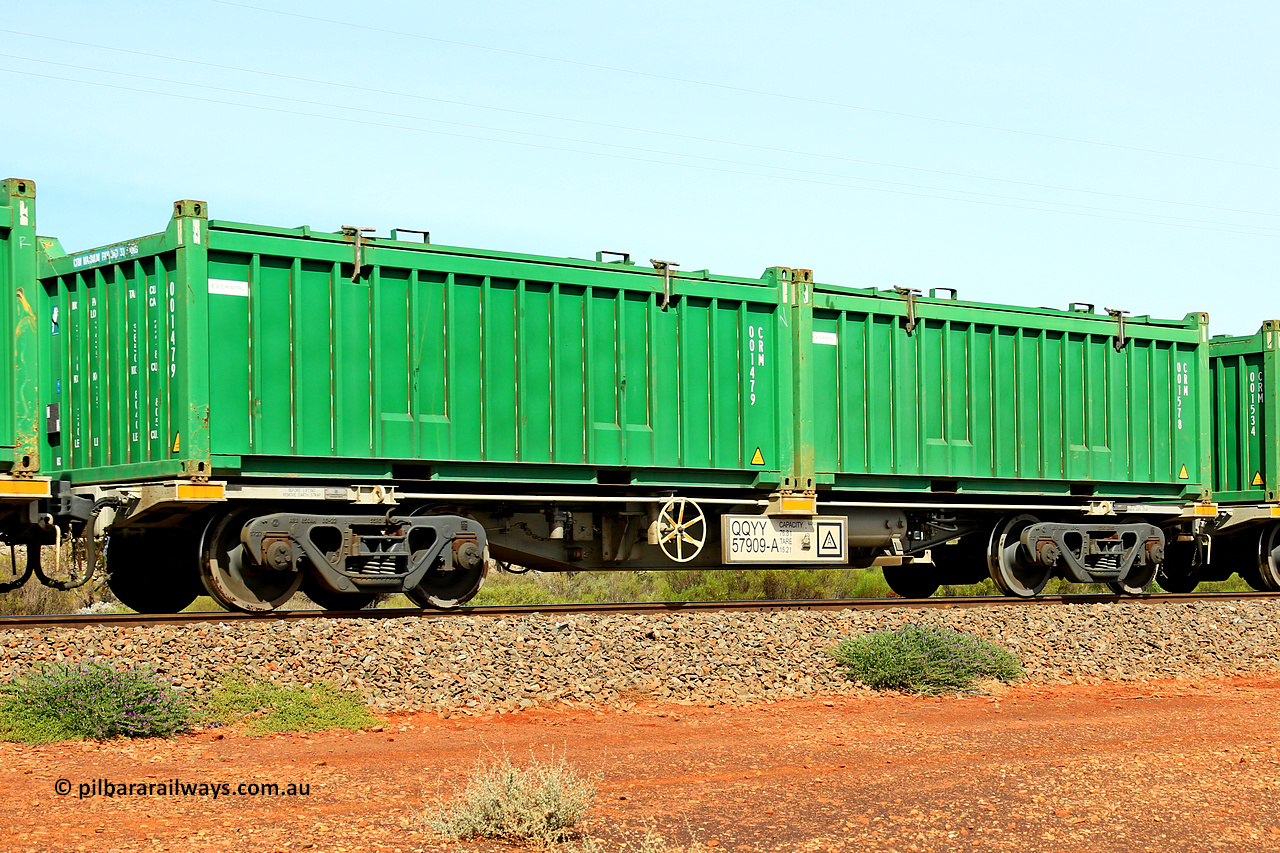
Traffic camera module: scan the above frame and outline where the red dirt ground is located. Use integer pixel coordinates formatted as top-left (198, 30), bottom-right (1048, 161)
top-left (3, 675), bottom-right (1280, 852)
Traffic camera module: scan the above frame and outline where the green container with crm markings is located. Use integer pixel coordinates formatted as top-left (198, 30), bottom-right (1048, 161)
top-left (27, 186), bottom-right (1218, 505)
top-left (1208, 322), bottom-right (1280, 503)
top-left (34, 199), bottom-right (799, 490)
top-left (804, 285), bottom-right (1213, 501)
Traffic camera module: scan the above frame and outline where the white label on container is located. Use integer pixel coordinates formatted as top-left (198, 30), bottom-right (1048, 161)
top-left (1175, 361), bottom-right (1191, 430)
top-left (745, 324), bottom-right (767, 406)
top-left (208, 278), bottom-right (249, 297)
top-left (1249, 370), bottom-right (1262, 437)
top-left (813, 331), bottom-right (839, 346)
top-left (19, 201), bottom-right (28, 226)
top-left (721, 515), bottom-right (847, 564)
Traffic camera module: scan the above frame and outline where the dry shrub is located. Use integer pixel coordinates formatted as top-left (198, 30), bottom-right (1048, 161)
top-left (426, 752), bottom-right (597, 847)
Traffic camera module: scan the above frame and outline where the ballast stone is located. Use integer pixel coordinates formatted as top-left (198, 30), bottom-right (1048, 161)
top-left (2, 601), bottom-right (1279, 713)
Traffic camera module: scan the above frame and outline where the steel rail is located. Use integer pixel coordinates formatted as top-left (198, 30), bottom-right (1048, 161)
top-left (2, 591), bottom-right (1277, 631)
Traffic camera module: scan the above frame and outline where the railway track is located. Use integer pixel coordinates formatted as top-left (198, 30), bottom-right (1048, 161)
top-left (3, 590), bottom-right (1277, 631)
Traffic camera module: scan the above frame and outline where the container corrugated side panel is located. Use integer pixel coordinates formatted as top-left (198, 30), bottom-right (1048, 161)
top-left (42, 246), bottom-right (179, 476)
top-left (204, 225), bottom-right (791, 488)
top-left (37, 203), bottom-right (210, 482)
top-left (810, 289), bottom-right (1211, 499)
top-left (1209, 323), bottom-right (1280, 502)
top-left (0, 179), bottom-right (39, 471)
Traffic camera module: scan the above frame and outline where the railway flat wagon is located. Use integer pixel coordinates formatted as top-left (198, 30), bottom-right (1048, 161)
top-left (32, 194), bottom-right (806, 611)
top-left (9, 178), bottom-right (1226, 611)
top-left (799, 284), bottom-right (1215, 597)
top-left (1166, 323), bottom-right (1280, 592)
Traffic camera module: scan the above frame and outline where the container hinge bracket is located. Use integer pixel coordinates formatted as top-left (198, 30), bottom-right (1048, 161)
top-left (1106, 308), bottom-right (1129, 351)
top-left (786, 268), bottom-right (813, 305)
top-left (894, 287), bottom-right (922, 334)
top-left (651, 259), bottom-right (679, 310)
top-left (342, 226), bottom-right (375, 282)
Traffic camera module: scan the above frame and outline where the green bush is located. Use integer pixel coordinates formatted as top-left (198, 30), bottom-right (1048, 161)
top-left (464, 566), bottom-right (898, 606)
top-left (209, 676), bottom-right (378, 733)
top-left (426, 753), bottom-right (597, 847)
top-left (829, 623), bottom-right (1022, 694)
top-left (0, 661), bottom-right (194, 743)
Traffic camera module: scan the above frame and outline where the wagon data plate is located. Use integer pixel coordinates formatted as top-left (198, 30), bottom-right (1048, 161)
top-left (721, 515), bottom-right (847, 564)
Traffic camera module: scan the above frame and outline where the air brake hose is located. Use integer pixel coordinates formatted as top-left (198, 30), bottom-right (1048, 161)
top-left (34, 497), bottom-right (127, 591)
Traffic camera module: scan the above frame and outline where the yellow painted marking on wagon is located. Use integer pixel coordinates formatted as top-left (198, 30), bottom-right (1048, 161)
top-left (0, 478), bottom-right (51, 497)
top-left (176, 483), bottom-right (224, 501)
top-left (781, 496), bottom-right (816, 514)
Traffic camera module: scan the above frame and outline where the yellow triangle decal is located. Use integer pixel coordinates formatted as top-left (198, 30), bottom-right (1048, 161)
top-left (750, 447), bottom-right (765, 466)
top-left (172, 432), bottom-right (181, 453)
top-left (1178, 464), bottom-right (1189, 480)
top-left (1253, 471), bottom-right (1264, 486)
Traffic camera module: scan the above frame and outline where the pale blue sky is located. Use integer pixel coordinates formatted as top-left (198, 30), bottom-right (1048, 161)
top-left (3, 0), bottom-right (1276, 334)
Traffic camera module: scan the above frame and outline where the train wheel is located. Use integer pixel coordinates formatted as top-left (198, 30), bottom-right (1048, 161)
top-left (299, 572), bottom-right (376, 611)
top-left (882, 560), bottom-right (938, 598)
top-left (406, 551), bottom-right (488, 610)
top-left (106, 531), bottom-right (204, 614)
top-left (1207, 534), bottom-right (1268, 590)
top-left (199, 510), bottom-right (301, 612)
top-left (987, 514), bottom-right (1049, 598)
top-left (1255, 523), bottom-right (1280, 591)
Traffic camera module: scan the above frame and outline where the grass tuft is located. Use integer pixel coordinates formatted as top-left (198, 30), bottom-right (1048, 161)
top-left (0, 660), bottom-right (194, 743)
top-left (829, 623), bottom-right (1022, 694)
top-left (208, 675), bottom-right (378, 733)
top-left (426, 752), bottom-right (597, 847)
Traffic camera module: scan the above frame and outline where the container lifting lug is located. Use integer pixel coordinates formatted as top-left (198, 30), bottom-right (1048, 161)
top-left (341, 226), bottom-right (375, 282)
top-left (1106, 308), bottom-right (1129, 351)
top-left (651, 259), bottom-right (679, 310)
top-left (894, 287), bottom-right (922, 334)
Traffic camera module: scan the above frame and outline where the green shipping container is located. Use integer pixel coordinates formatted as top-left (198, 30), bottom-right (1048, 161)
top-left (806, 286), bottom-right (1213, 500)
top-left (36, 201), bottom-right (799, 490)
top-left (0, 178), bottom-right (39, 476)
top-left (1209, 322), bottom-right (1280, 503)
